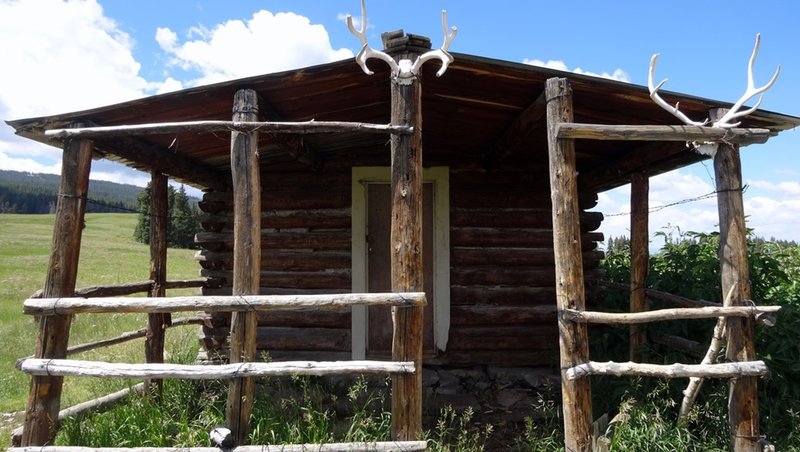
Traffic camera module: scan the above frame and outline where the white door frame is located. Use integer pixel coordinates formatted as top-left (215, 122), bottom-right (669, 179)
top-left (351, 166), bottom-right (450, 359)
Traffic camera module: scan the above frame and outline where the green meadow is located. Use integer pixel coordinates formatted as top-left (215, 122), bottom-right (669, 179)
top-left (0, 213), bottom-right (200, 420)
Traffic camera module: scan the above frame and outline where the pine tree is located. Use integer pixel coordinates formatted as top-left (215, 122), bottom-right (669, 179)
top-left (133, 183), bottom-right (199, 249)
top-left (133, 183), bottom-right (152, 244)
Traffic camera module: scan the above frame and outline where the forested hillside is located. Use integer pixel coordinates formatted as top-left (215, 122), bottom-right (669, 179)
top-left (0, 170), bottom-right (142, 213)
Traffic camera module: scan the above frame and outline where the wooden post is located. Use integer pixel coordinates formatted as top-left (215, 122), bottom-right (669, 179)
top-left (629, 171), bottom-right (649, 362)
top-left (545, 77), bottom-right (593, 452)
top-left (21, 130), bottom-right (93, 446)
top-left (390, 51), bottom-right (424, 440)
top-left (145, 171), bottom-right (169, 394)
top-left (711, 109), bottom-right (760, 451)
top-left (226, 89), bottom-right (260, 445)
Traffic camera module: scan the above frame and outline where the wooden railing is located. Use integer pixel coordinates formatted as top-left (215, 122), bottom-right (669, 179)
top-left (12, 292), bottom-right (427, 452)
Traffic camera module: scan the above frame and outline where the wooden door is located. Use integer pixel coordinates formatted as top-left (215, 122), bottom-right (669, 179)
top-left (366, 183), bottom-right (435, 357)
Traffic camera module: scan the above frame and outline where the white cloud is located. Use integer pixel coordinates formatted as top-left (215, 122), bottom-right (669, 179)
top-left (0, 150), bottom-right (61, 175)
top-left (523, 58), bottom-right (631, 83)
top-left (157, 10), bottom-right (354, 86)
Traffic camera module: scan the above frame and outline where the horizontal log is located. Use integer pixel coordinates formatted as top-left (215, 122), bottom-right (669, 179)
top-left (451, 227), bottom-right (602, 249)
top-left (451, 190), bottom-right (598, 210)
top-left (196, 250), bottom-right (350, 272)
top-left (195, 231), bottom-right (350, 251)
top-left (199, 209), bottom-right (351, 231)
top-left (199, 269), bottom-right (351, 290)
top-left (30, 280), bottom-right (209, 299)
top-left (566, 360), bottom-right (770, 380)
top-left (19, 359), bottom-right (415, 379)
top-left (204, 326), bottom-right (351, 352)
top-left (432, 349), bottom-right (557, 366)
top-left (45, 120), bottom-right (414, 138)
top-left (24, 292), bottom-right (426, 315)
top-left (450, 285), bottom-right (557, 306)
top-left (556, 123), bottom-right (774, 144)
top-left (649, 332), bottom-right (707, 360)
top-left (66, 317), bottom-right (203, 356)
top-left (8, 441), bottom-right (428, 452)
top-left (451, 208), bottom-right (603, 231)
top-left (563, 305), bottom-right (781, 324)
top-left (450, 304), bottom-right (557, 325)
top-left (448, 326), bottom-right (557, 351)
top-left (452, 247), bottom-right (604, 268)
top-left (451, 267), bottom-right (555, 286)
top-left (599, 281), bottom-right (721, 308)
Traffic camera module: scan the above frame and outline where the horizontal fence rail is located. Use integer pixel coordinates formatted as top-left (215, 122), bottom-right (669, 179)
top-left (555, 123), bottom-right (774, 144)
top-left (566, 360), bottom-right (769, 380)
top-left (31, 279), bottom-right (208, 299)
top-left (8, 441), bottom-right (429, 452)
top-left (24, 292), bottom-right (427, 315)
top-left (45, 120), bottom-right (414, 139)
top-left (563, 305), bottom-right (781, 324)
top-left (19, 359), bottom-right (415, 379)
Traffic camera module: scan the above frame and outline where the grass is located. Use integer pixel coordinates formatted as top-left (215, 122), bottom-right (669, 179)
top-left (0, 213), bottom-right (200, 443)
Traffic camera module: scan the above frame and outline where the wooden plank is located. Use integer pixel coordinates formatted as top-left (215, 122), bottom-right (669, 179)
top-left (566, 360), bottom-right (769, 380)
top-left (556, 123), bottom-right (773, 144)
top-left (485, 90), bottom-right (546, 171)
top-left (45, 120), bottom-right (413, 138)
top-left (564, 305), bottom-right (780, 324)
top-left (546, 77), bottom-right (592, 452)
top-left (194, 230), bottom-right (351, 251)
top-left (19, 359), bottom-right (415, 379)
top-left (21, 131), bottom-right (93, 447)
top-left (146, 172), bottom-right (169, 394)
top-left (389, 46), bottom-right (424, 442)
top-left (599, 280), bottom-right (722, 308)
top-left (9, 441), bottom-right (428, 452)
top-left (712, 107), bottom-right (760, 452)
top-left (25, 292), bottom-right (426, 315)
top-left (629, 171), bottom-right (649, 362)
top-left (226, 89), bottom-right (261, 445)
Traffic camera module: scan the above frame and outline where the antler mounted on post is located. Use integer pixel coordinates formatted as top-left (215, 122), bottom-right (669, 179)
top-left (346, 0), bottom-right (457, 84)
top-left (648, 34), bottom-right (781, 156)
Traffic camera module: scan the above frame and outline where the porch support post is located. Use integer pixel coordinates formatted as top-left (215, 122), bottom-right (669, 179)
top-left (226, 88), bottom-right (261, 445)
top-left (545, 77), bottom-right (593, 451)
top-left (145, 171), bottom-right (169, 394)
top-left (390, 61), bottom-right (424, 440)
top-left (629, 171), bottom-right (649, 362)
top-left (711, 109), bottom-right (760, 451)
top-left (21, 128), bottom-right (93, 446)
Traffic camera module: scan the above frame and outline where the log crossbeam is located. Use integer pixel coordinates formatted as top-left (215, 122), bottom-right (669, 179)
top-left (557, 123), bottom-right (775, 144)
top-left (45, 120), bottom-right (414, 139)
top-left (18, 359), bottom-right (416, 379)
top-left (566, 360), bottom-right (769, 381)
top-left (24, 292), bottom-right (427, 315)
top-left (563, 305), bottom-right (781, 324)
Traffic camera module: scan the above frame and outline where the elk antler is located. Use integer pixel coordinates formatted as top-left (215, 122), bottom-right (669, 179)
top-left (346, 0), bottom-right (457, 82)
top-left (648, 53), bottom-right (708, 127)
top-left (346, 0), bottom-right (398, 76)
top-left (410, 10), bottom-right (458, 77)
top-left (712, 34), bottom-right (781, 128)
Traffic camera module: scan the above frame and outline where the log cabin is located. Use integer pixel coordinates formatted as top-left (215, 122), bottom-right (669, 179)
top-left (8, 32), bottom-right (800, 373)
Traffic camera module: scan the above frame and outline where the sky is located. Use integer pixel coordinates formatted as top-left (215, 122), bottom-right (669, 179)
top-left (0, 0), bottom-right (798, 247)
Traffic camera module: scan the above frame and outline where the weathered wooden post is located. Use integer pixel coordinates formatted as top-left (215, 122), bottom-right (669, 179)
top-left (145, 171), bottom-right (169, 394)
top-left (21, 127), bottom-right (93, 446)
top-left (629, 171), bottom-right (649, 362)
top-left (388, 39), bottom-right (425, 441)
top-left (711, 108), bottom-right (760, 451)
top-left (226, 88), bottom-right (261, 445)
top-left (546, 77), bottom-right (593, 451)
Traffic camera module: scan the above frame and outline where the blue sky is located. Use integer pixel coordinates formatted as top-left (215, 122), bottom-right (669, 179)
top-left (1, 0), bottom-right (798, 244)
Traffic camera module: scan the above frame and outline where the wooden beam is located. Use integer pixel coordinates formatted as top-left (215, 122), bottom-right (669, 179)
top-left (564, 305), bottom-right (780, 324)
top-left (19, 359), bottom-right (415, 379)
top-left (580, 141), bottom-right (686, 192)
top-left (557, 123), bottom-right (774, 144)
top-left (226, 89), bottom-right (261, 446)
top-left (711, 107), bottom-right (761, 452)
top-left (485, 90), bottom-right (546, 171)
top-left (21, 130), bottom-right (93, 447)
top-left (104, 133), bottom-right (225, 190)
top-left (24, 292), bottom-right (426, 315)
top-left (545, 77), bottom-right (592, 452)
top-left (257, 95), bottom-right (323, 170)
top-left (45, 120), bottom-right (413, 138)
top-left (629, 171), bottom-right (649, 362)
top-left (145, 172), bottom-right (169, 394)
top-left (566, 360), bottom-right (769, 381)
top-left (390, 45), bottom-right (424, 442)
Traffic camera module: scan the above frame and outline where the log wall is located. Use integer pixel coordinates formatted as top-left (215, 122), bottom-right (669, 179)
top-left (196, 164), bottom-right (603, 367)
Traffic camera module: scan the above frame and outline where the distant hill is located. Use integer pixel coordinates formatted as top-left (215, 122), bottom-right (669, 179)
top-left (0, 170), bottom-right (143, 214)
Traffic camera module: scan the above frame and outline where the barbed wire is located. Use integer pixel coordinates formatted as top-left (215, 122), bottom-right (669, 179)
top-left (604, 185), bottom-right (748, 218)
